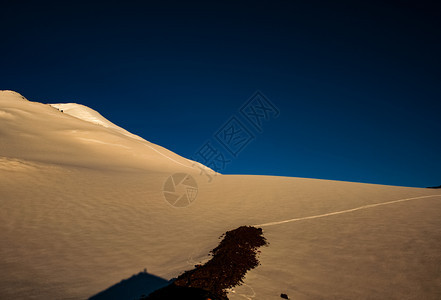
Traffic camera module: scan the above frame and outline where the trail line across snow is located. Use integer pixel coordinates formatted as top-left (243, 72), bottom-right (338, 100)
top-left (253, 194), bottom-right (441, 228)
top-left (141, 142), bottom-right (195, 169)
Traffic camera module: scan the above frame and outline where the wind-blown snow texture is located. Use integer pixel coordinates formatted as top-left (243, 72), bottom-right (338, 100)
top-left (1, 91), bottom-right (441, 299)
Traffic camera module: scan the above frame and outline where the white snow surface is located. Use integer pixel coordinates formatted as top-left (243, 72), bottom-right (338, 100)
top-left (1, 90), bottom-right (441, 300)
top-left (49, 103), bottom-right (145, 141)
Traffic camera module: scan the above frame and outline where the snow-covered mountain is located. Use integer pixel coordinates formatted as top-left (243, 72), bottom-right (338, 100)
top-left (0, 90), bottom-right (209, 173)
top-left (49, 103), bottom-right (146, 141)
top-left (1, 90), bottom-right (440, 300)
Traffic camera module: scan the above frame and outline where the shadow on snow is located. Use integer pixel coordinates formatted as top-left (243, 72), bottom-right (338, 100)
top-left (88, 270), bottom-right (170, 300)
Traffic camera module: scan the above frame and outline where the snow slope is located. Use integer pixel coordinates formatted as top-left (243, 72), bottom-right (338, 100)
top-left (0, 91), bottom-right (209, 173)
top-left (49, 103), bottom-right (145, 141)
top-left (1, 91), bottom-right (440, 300)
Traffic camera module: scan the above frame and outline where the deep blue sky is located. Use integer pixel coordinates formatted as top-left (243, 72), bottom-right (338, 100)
top-left (1, 0), bottom-right (440, 187)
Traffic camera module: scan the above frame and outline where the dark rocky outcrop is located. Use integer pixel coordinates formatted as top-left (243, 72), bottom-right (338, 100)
top-left (143, 226), bottom-right (267, 300)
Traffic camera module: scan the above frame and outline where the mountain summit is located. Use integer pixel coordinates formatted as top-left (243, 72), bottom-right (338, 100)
top-left (0, 90), bottom-right (208, 172)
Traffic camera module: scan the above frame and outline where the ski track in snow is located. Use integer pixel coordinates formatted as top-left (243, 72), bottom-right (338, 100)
top-left (228, 283), bottom-right (256, 300)
top-left (140, 142), bottom-right (196, 170)
top-left (253, 194), bottom-right (441, 227)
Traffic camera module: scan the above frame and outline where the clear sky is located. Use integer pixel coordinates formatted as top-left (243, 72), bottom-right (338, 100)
top-left (1, 0), bottom-right (440, 187)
